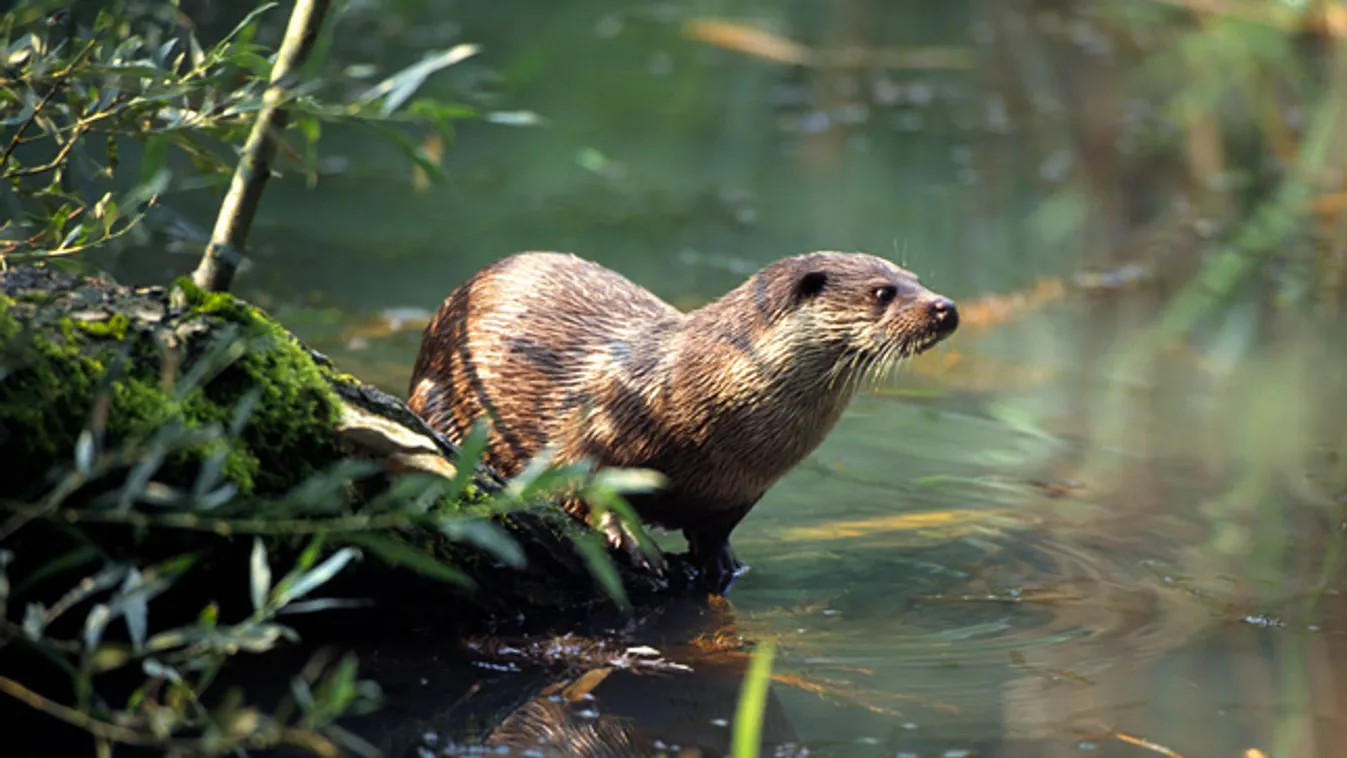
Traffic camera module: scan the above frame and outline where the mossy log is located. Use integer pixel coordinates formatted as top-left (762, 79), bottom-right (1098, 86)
top-left (0, 265), bottom-right (684, 629)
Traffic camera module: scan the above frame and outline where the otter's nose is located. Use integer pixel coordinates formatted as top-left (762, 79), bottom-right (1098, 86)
top-left (928, 297), bottom-right (958, 331)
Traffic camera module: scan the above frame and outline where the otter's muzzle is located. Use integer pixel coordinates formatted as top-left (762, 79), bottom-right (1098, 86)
top-left (927, 296), bottom-right (959, 337)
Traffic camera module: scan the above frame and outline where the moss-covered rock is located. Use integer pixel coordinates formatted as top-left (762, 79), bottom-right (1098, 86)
top-left (0, 268), bottom-right (344, 500)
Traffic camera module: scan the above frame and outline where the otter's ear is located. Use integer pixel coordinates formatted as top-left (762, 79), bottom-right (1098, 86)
top-left (796, 271), bottom-right (828, 299)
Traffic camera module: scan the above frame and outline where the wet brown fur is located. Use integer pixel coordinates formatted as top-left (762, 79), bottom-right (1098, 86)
top-left (408, 251), bottom-right (958, 591)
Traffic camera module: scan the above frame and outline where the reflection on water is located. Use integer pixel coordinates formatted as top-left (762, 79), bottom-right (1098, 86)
top-left (103, 0), bottom-right (1347, 755)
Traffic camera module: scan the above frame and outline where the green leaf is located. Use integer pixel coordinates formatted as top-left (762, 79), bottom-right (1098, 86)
top-left (277, 597), bottom-right (370, 616)
top-left (23, 603), bottom-right (45, 640)
top-left (272, 547), bottom-right (360, 607)
top-left (339, 532), bottom-right (472, 588)
top-left (731, 642), bottom-right (776, 758)
top-left (249, 538), bottom-right (270, 614)
top-left (570, 532), bottom-right (628, 610)
top-left (137, 134), bottom-right (171, 188)
top-left (298, 115), bottom-right (321, 180)
top-left (357, 44), bottom-right (480, 116)
top-left (591, 467), bottom-right (666, 496)
top-left (83, 603), bottom-right (112, 649)
top-left (360, 121), bottom-right (446, 186)
top-left (74, 429), bottom-right (95, 474)
top-left (438, 519), bottom-right (525, 568)
top-left (142, 658), bottom-right (182, 684)
top-left (214, 3), bottom-right (280, 56)
top-left (0, 550), bottom-right (12, 618)
top-left (443, 420), bottom-right (490, 503)
top-left (117, 569), bottom-right (151, 652)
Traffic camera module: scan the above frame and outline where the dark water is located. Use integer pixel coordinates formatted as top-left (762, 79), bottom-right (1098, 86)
top-left (103, 1), bottom-right (1347, 756)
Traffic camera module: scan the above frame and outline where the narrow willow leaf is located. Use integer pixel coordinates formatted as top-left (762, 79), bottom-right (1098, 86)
top-left (138, 134), bottom-right (171, 188)
top-left (74, 430), bottom-right (95, 475)
top-left (222, 622), bottom-right (298, 653)
top-left (118, 568), bottom-right (149, 652)
top-left (571, 533), bottom-right (629, 610)
top-left (22, 603), bottom-right (45, 639)
top-left (117, 447), bottom-right (167, 510)
top-left (319, 653), bottom-right (361, 716)
top-left (507, 447), bottom-right (558, 498)
top-left (378, 472), bottom-right (446, 515)
top-left (439, 519), bottom-right (525, 568)
top-left (731, 642), bottom-right (776, 758)
top-left (277, 598), bottom-right (370, 616)
top-left (227, 387), bottom-right (263, 437)
top-left (361, 121), bottom-right (446, 185)
top-left (442, 420), bottom-right (490, 503)
top-left (214, 3), bottom-right (279, 54)
top-left (83, 603), bottom-right (112, 649)
top-left (294, 535), bottom-right (327, 574)
top-left (272, 547), bottom-right (359, 607)
top-left (192, 447), bottom-right (230, 502)
top-left (282, 459), bottom-right (383, 513)
top-left (486, 110), bottom-right (543, 126)
top-left (591, 467), bottom-right (667, 496)
top-left (357, 44), bottom-right (479, 116)
top-left (0, 550), bottom-right (11, 617)
top-left (339, 533), bottom-right (471, 588)
top-left (290, 675), bottom-right (317, 714)
top-left (271, 535), bottom-right (327, 604)
top-left (249, 538), bottom-right (270, 614)
top-left (142, 658), bottom-right (182, 684)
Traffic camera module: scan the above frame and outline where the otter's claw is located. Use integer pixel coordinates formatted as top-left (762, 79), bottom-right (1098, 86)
top-left (597, 511), bottom-right (666, 574)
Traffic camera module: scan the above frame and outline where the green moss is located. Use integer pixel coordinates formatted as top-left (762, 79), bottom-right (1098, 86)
top-left (172, 277), bottom-right (345, 494)
top-left (0, 278), bottom-right (346, 501)
top-left (71, 312), bottom-right (131, 340)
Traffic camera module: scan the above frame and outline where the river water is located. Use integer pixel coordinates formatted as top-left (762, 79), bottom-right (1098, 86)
top-left (104, 0), bottom-right (1347, 756)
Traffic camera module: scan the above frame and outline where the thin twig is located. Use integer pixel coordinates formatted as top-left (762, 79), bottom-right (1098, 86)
top-left (191, 0), bottom-right (333, 293)
top-left (2, 123), bottom-right (89, 180)
top-left (0, 675), bottom-right (167, 746)
top-left (0, 39), bottom-right (97, 170)
top-left (1113, 731), bottom-right (1187, 757)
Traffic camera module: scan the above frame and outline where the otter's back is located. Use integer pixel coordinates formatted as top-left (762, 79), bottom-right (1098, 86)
top-left (408, 252), bottom-right (680, 477)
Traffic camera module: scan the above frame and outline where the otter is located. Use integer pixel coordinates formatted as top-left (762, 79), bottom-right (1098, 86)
top-left (408, 251), bottom-right (958, 593)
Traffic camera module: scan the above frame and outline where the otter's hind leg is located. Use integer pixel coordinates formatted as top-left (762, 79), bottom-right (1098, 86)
top-left (683, 505), bottom-right (751, 595)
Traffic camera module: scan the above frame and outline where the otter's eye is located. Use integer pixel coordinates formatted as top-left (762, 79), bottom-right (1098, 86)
top-left (873, 285), bottom-right (897, 304)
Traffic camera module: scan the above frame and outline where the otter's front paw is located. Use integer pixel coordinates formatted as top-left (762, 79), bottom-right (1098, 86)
top-left (597, 511), bottom-right (666, 574)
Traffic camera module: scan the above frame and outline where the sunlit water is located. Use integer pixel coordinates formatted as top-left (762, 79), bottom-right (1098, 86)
top-left (99, 1), bottom-right (1347, 756)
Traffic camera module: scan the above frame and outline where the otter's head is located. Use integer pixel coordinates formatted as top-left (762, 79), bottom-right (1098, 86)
top-left (764, 251), bottom-right (959, 380)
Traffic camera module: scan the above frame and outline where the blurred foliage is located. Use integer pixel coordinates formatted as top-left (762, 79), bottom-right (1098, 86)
top-left (0, 0), bottom-right (482, 265)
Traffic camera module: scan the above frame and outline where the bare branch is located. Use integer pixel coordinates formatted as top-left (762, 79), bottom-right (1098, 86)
top-left (191, 0), bottom-right (333, 293)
